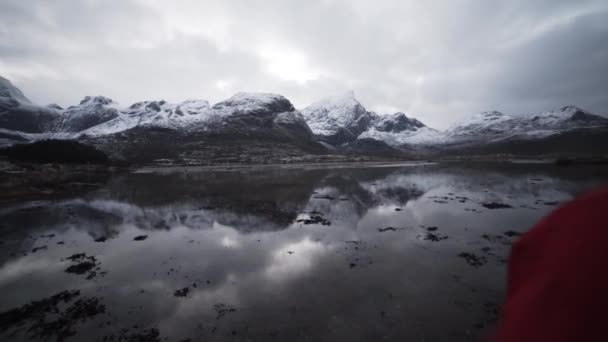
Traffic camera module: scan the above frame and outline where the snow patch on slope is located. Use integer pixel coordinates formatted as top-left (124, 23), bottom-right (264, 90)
top-left (359, 126), bottom-right (445, 145)
top-left (82, 99), bottom-right (213, 136)
top-left (213, 92), bottom-right (294, 114)
top-left (445, 106), bottom-right (608, 143)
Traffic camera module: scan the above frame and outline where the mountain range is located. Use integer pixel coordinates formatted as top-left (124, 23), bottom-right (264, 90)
top-left (1, 75), bottom-right (607, 164)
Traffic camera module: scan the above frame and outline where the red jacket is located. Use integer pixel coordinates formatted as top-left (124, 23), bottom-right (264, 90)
top-left (493, 186), bottom-right (608, 341)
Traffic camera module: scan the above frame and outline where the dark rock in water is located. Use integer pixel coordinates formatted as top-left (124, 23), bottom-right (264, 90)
top-left (378, 227), bottom-right (398, 232)
top-left (31, 245), bottom-right (47, 253)
top-left (0, 290), bottom-right (105, 341)
top-left (66, 261), bottom-right (96, 275)
top-left (133, 235), bottom-right (148, 241)
top-left (296, 215), bottom-right (331, 226)
top-left (394, 207), bottom-right (403, 211)
top-left (458, 252), bottom-right (487, 267)
top-left (422, 233), bottom-right (448, 242)
top-left (426, 226), bottom-right (438, 232)
top-left (213, 303), bottom-right (237, 320)
top-left (174, 287), bottom-right (190, 298)
top-left (64, 253), bottom-right (102, 279)
top-left (66, 253), bottom-right (87, 261)
top-left (107, 327), bottom-right (161, 342)
top-left (503, 230), bottom-right (522, 237)
top-left (94, 236), bottom-right (107, 242)
top-left (481, 202), bottom-right (513, 209)
top-left (312, 195), bottom-right (335, 200)
top-left (0, 290), bottom-right (80, 330)
top-left (543, 201), bottom-right (560, 206)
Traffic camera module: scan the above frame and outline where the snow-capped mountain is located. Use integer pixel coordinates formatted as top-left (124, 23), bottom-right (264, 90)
top-left (359, 112), bottom-right (444, 145)
top-left (446, 106), bottom-right (608, 143)
top-left (0, 76), bottom-right (324, 163)
top-left (2, 74), bottom-right (607, 161)
top-left (57, 96), bottom-right (120, 132)
top-left (300, 91), bottom-right (434, 146)
top-left (81, 92), bottom-right (321, 163)
top-left (209, 92), bottom-right (312, 138)
top-left (82, 99), bottom-right (212, 136)
top-left (0, 75), bottom-right (314, 140)
top-left (372, 112), bottom-right (425, 132)
top-left (300, 91), bottom-right (375, 145)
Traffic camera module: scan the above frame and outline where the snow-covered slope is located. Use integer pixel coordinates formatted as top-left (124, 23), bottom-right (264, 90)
top-left (372, 112), bottom-right (425, 133)
top-left (57, 96), bottom-right (120, 132)
top-left (446, 106), bottom-right (608, 143)
top-left (81, 92), bottom-right (323, 164)
top-left (82, 99), bottom-right (213, 136)
top-left (360, 126), bottom-right (445, 145)
top-left (207, 92), bottom-right (314, 139)
top-left (358, 112), bottom-right (442, 145)
top-left (300, 93), bottom-right (438, 147)
top-left (300, 91), bottom-right (375, 145)
top-left (2, 74), bottom-right (607, 156)
top-left (83, 92), bottom-right (312, 137)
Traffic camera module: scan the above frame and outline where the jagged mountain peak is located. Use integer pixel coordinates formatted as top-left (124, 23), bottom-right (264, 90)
top-left (0, 75), bottom-right (61, 134)
top-left (79, 95), bottom-right (115, 106)
top-left (476, 110), bottom-right (509, 121)
top-left (46, 103), bottom-right (64, 110)
top-left (359, 111), bottom-right (440, 146)
top-left (300, 91), bottom-right (373, 145)
top-left (560, 105), bottom-right (585, 113)
top-left (0, 76), bottom-right (31, 106)
top-left (373, 112), bottom-right (426, 133)
top-left (212, 92), bottom-right (294, 114)
top-left (303, 90), bottom-right (361, 112)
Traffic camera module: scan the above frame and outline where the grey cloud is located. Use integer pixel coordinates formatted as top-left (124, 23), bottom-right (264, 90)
top-left (0, 0), bottom-right (606, 129)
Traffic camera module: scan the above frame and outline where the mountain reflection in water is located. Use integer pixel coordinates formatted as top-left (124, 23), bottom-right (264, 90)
top-left (1, 163), bottom-right (607, 341)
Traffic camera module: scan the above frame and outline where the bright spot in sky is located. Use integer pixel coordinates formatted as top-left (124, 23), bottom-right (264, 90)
top-left (258, 45), bottom-right (322, 84)
top-left (215, 79), bottom-right (234, 91)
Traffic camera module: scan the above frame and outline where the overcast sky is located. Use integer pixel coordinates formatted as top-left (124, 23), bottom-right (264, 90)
top-left (1, 0), bottom-right (607, 128)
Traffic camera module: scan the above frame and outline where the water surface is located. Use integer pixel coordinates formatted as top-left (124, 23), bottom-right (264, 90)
top-left (1, 162), bottom-right (606, 341)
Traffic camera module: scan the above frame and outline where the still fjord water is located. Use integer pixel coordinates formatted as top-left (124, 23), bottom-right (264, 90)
top-left (1, 162), bottom-right (606, 341)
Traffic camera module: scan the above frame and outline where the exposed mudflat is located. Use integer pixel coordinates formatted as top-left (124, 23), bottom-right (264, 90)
top-left (1, 161), bottom-right (607, 341)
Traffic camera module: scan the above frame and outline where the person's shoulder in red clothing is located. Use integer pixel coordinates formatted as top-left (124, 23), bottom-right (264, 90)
top-left (493, 186), bottom-right (608, 342)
